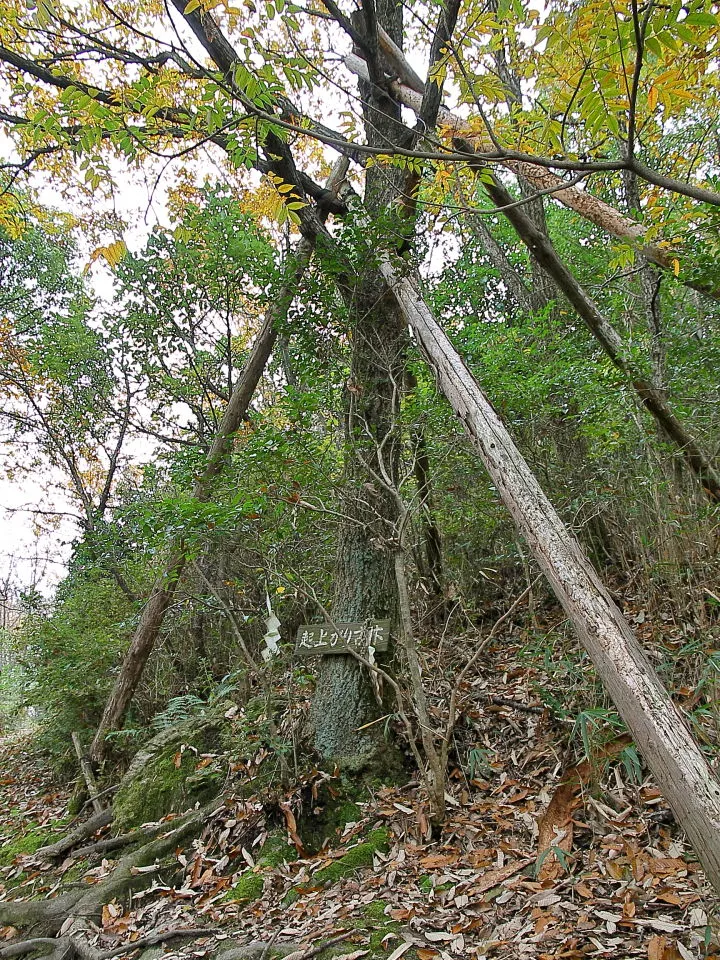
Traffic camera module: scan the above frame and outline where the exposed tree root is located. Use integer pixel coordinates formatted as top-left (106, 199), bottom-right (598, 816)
top-left (70, 815), bottom-right (187, 862)
top-left (36, 810), bottom-right (114, 862)
top-left (0, 892), bottom-right (82, 936)
top-left (218, 932), bottom-right (352, 960)
top-left (1, 802), bottom-right (221, 956)
top-left (0, 927), bottom-right (218, 960)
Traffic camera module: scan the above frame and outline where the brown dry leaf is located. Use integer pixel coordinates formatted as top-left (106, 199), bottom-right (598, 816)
top-left (646, 858), bottom-right (687, 877)
top-left (536, 778), bottom-right (578, 881)
top-left (648, 936), bottom-right (684, 960)
top-left (279, 802), bottom-right (305, 855)
top-left (466, 848), bottom-right (495, 867)
top-left (419, 853), bottom-right (458, 869)
top-left (389, 908), bottom-right (414, 921)
top-left (648, 937), bottom-right (667, 960)
top-left (623, 894), bottom-right (636, 919)
top-left (1, 927), bottom-right (18, 941)
top-left (468, 858), bottom-right (533, 895)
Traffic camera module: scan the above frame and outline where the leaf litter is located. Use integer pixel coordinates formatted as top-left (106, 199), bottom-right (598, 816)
top-left (1, 619), bottom-right (719, 960)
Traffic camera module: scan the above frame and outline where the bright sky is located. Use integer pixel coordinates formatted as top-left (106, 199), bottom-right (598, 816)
top-left (0, 157), bottom-right (174, 596)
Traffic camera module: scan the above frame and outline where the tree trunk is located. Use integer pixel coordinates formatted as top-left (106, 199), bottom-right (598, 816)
top-left (380, 259), bottom-right (720, 893)
top-left (411, 428), bottom-right (446, 610)
top-left (88, 239), bottom-right (314, 766)
top-left (311, 0), bottom-right (408, 764)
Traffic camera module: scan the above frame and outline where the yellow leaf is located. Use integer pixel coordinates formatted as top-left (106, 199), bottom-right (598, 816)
top-left (104, 240), bottom-right (127, 267)
top-left (84, 240), bottom-right (128, 272)
top-left (648, 85), bottom-right (658, 111)
top-left (672, 258), bottom-right (680, 277)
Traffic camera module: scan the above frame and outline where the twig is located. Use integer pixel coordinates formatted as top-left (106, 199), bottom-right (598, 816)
top-left (283, 932), bottom-right (353, 960)
top-left (443, 582), bottom-right (537, 763)
top-left (72, 733), bottom-right (104, 815)
top-left (98, 927), bottom-right (218, 959)
top-left (258, 927), bottom-right (281, 960)
top-left (483, 696), bottom-right (545, 715)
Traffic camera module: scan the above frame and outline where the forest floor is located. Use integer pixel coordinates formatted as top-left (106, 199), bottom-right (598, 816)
top-left (1, 622), bottom-right (719, 960)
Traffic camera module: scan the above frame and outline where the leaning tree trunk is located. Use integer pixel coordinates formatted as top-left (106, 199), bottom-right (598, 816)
top-left (89, 238), bottom-right (315, 767)
top-left (343, 50), bottom-right (720, 302)
top-left (479, 172), bottom-right (720, 504)
top-left (380, 259), bottom-right (720, 893)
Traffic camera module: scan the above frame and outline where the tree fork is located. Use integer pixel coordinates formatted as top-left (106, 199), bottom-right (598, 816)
top-left (379, 258), bottom-right (720, 893)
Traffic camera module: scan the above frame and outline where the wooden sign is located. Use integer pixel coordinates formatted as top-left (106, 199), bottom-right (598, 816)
top-left (295, 620), bottom-right (391, 657)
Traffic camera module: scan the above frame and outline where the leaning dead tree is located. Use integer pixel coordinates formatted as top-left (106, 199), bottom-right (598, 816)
top-left (379, 258), bottom-right (720, 893)
top-left (345, 50), bottom-right (720, 504)
top-left (345, 44), bottom-right (720, 302)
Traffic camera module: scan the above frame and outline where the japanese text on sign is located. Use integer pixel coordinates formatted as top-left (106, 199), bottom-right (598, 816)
top-left (295, 620), bottom-right (391, 657)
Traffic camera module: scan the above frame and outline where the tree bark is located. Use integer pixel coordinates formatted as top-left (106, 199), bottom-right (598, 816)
top-left (311, 0), bottom-right (409, 763)
top-left (88, 239), bottom-right (314, 766)
top-left (380, 258), bottom-right (720, 893)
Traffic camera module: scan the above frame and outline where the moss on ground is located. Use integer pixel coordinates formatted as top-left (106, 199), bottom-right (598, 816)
top-left (0, 828), bottom-right (53, 865)
top-left (62, 857), bottom-right (90, 883)
top-left (223, 832), bottom-right (297, 904)
top-left (224, 870), bottom-right (265, 903)
top-left (282, 827), bottom-right (390, 908)
top-left (339, 900), bottom-right (421, 959)
top-left (299, 796), bottom-right (363, 853)
top-left (312, 828), bottom-right (389, 886)
top-left (114, 736), bottom-right (224, 830)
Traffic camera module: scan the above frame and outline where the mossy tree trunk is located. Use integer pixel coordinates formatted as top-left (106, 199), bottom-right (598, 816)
top-left (311, 0), bottom-right (409, 764)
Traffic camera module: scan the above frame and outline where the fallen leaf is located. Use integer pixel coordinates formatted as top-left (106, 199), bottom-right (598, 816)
top-left (469, 858), bottom-right (533, 895)
top-left (386, 943), bottom-right (415, 960)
